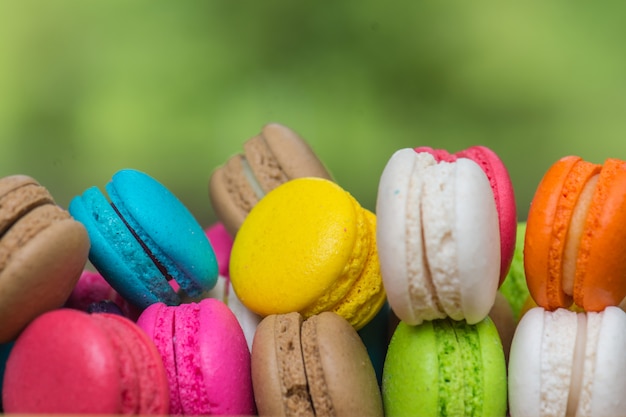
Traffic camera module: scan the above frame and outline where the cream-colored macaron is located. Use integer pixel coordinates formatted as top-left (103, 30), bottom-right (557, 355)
top-left (376, 149), bottom-right (500, 325)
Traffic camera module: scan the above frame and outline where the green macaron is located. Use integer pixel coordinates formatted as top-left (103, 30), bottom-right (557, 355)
top-left (498, 222), bottom-right (531, 320)
top-left (382, 317), bottom-right (507, 417)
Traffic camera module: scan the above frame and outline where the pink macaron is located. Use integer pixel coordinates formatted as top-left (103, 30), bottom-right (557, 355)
top-left (415, 145), bottom-right (517, 285)
top-left (136, 298), bottom-right (255, 416)
top-left (65, 269), bottom-right (139, 319)
top-left (2, 309), bottom-right (169, 414)
top-left (205, 222), bottom-right (234, 279)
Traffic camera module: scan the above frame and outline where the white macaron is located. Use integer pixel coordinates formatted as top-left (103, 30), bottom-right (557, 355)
top-left (508, 306), bottom-right (626, 417)
top-left (376, 148), bottom-right (500, 325)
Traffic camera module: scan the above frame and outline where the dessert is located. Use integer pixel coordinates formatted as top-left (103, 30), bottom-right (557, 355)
top-left (498, 222), bottom-right (531, 321)
top-left (2, 308), bottom-right (169, 414)
top-left (415, 145), bottom-right (517, 284)
top-left (209, 123), bottom-right (332, 236)
top-left (230, 177), bottom-right (386, 330)
top-left (508, 306), bottom-right (626, 417)
top-left (65, 269), bottom-right (139, 319)
top-left (382, 316), bottom-right (507, 417)
top-left (525, 156), bottom-right (626, 311)
top-left (136, 298), bottom-right (256, 416)
top-left (251, 311), bottom-right (383, 417)
top-left (376, 148), bottom-right (500, 325)
top-left (69, 168), bottom-right (218, 309)
top-left (0, 174), bottom-right (90, 343)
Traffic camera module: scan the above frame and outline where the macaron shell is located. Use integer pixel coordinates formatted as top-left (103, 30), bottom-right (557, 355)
top-left (454, 158), bottom-right (501, 323)
top-left (457, 146), bottom-right (517, 284)
top-left (108, 169), bottom-right (218, 297)
top-left (301, 312), bottom-right (383, 417)
top-left (508, 307), bottom-right (545, 417)
top-left (575, 158), bottom-right (626, 310)
top-left (191, 299), bottom-right (255, 416)
top-left (588, 306), bottom-right (626, 416)
top-left (0, 207), bottom-right (89, 343)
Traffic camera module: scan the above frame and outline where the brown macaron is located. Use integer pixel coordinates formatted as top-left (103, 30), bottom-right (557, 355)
top-left (209, 123), bottom-right (332, 236)
top-left (251, 311), bottom-right (383, 417)
top-left (0, 175), bottom-right (90, 343)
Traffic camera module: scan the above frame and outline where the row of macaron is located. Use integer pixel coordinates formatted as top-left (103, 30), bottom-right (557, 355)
top-left (1, 122), bottom-right (626, 416)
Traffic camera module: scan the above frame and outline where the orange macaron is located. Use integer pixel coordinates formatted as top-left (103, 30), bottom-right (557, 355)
top-left (525, 155), bottom-right (626, 311)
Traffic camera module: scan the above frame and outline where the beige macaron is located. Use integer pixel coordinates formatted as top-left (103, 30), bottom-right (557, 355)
top-left (251, 311), bottom-right (383, 417)
top-left (209, 123), bottom-right (332, 236)
top-left (0, 175), bottom-right (90, 343)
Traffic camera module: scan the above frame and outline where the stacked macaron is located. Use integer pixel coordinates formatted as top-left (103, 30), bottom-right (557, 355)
top-left (376, 146), bottom-right (516, 416)
top-left (508, 156), bottom-right (626, 417)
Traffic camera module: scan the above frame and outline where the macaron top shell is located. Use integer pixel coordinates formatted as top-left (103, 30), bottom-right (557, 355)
top-left (0, 175), bottom-right (89, 343)
top-left (209, 123), bottom-right (332, 236)
top-left (230, 177), bottom-right (385, 330)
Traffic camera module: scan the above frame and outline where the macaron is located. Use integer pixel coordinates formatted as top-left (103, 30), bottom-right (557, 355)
top-left (376, 148), bottom-right (500, 325)
top-left (382, 316), bottom-right (507, 417)
top-left (209, 123), bottom-right (332, 236)
top-left (251, 311), bottom-right (383, 417)
top-left (508, 306), bottom-right (626, 417)
top-left (2, 308), bottom-right (169, 414)
top-left (524, 156), bottom-right (626, 311)
top-left (230, 177), bottom-right (386, 330)
top-left (69, 168), bottom-right (218, 309)
top-left (205, 222), bottom-right (234, 279)
top-left (498, 222), bottom-right (531, 321)
top-left (65, 269), bottom-right (139, 319)
top-left (0, 174), bottom-right (90, 343)
top-left (136, 298), bottom-right (256, 416)
top-left (415, 145), bottom-right (517, 284)
top-left (176, 273), bottom-right (262, 352)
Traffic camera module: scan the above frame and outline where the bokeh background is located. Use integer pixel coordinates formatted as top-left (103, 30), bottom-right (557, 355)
top-left (1, 1), bottom-right (626, 228)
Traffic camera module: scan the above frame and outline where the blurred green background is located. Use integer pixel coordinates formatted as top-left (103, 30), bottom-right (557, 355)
top-left (1, 1), bottom-right (626, 228)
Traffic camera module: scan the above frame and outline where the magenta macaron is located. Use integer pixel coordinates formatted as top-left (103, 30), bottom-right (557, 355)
top-left (2, 309), bottom-right (169, 414)
top-left (137, 298), bottom-right (256, 416)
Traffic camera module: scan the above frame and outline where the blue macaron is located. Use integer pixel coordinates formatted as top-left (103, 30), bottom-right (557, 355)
top-left (69, 169), bottom-right (218, 309)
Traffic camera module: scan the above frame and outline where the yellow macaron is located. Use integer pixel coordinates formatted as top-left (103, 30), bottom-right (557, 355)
top-left (230, 177), bottom-right (385, 330)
